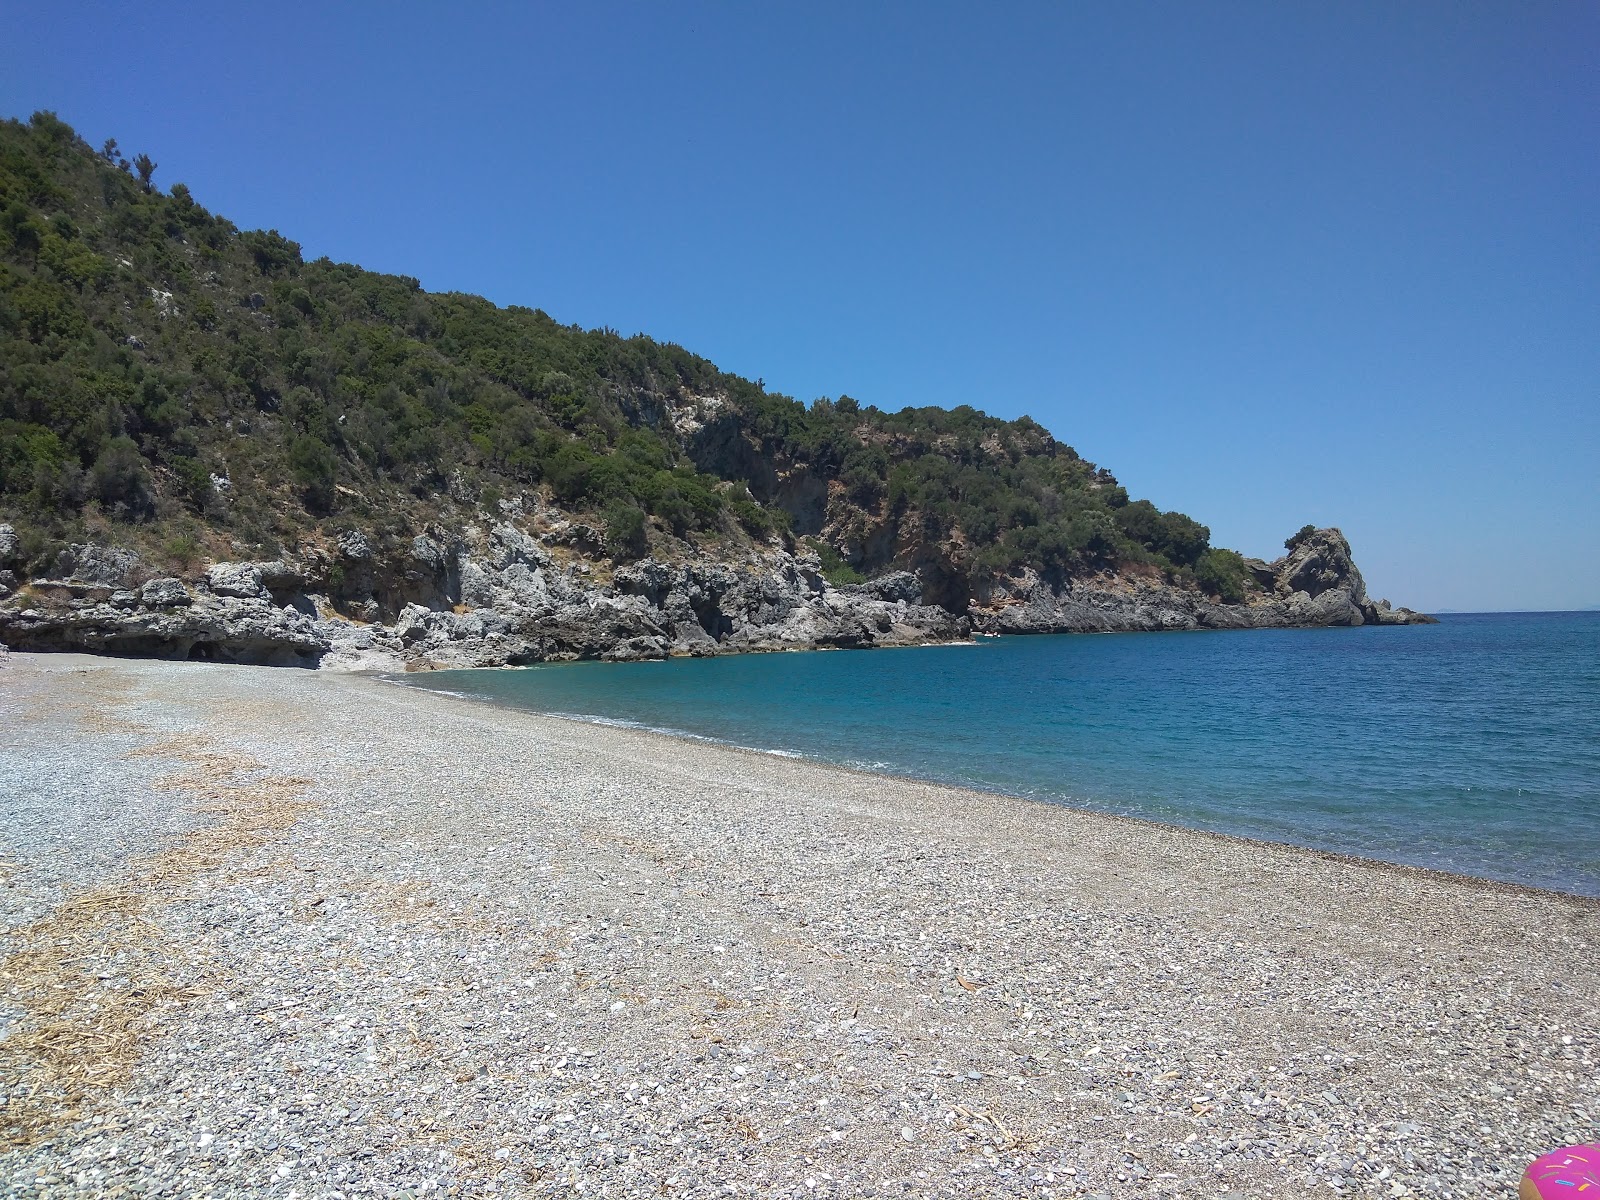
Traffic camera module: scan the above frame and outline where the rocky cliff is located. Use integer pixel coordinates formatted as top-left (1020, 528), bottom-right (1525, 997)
top-left (0, 115), bottom-right (1435, 671)
top-left (0, 521), bottom-right (1431, 670)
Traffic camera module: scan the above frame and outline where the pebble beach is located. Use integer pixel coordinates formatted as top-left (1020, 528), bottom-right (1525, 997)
top-left (1, 653), bottom-right (1596, 1199)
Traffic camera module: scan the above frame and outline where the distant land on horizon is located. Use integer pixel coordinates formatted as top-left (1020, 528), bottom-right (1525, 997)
top-left (1434, 607), bottom-right (1599, 615)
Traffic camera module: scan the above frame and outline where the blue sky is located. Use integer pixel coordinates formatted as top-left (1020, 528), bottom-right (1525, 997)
top-left (5, 3), bottom-right (1595, 610)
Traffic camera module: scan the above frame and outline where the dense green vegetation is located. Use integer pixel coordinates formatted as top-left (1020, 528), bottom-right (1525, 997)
top-left (0, 112), bottom-right (1260, 601)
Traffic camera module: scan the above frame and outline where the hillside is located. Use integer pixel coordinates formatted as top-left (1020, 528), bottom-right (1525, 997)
top-left (0, 111), bottom-right (1430, 666)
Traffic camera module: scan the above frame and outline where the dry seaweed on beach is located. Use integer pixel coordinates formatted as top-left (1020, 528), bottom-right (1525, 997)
top-left (0, 714), bottom-right (316, 1152)
top-left (0, 884), bottom-right (200, 1151)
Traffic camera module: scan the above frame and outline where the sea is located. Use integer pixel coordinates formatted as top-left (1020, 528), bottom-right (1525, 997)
top-left (394, 612), bottom-right (1600, 897)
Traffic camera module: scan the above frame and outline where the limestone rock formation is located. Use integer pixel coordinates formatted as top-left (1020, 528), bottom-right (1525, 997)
top-left (968, 528), bottom-right (1432, 633)
top-left (0, 521), bottom-right (1429, 668)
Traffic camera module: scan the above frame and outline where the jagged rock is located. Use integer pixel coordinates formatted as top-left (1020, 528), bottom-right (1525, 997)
top-left (0, 524), bottom-right (18, 567)
top-left (0, 523), bottom-right (1427, 671)
top-left (970, 528), bottom-right (1433, 633)
top-left (489, 522), bottom-right (550, 570)
top-left (1278, 529), bottom-right (1363, 603)
top-left (205, 562), bottom-right (269, 600)
top-left (1368, 596), bottom-right (1430, 626)
top-left (389, 534), bottom-right (462, 610)
top-left (255, 561), bottom-right (308, 591)
top-left (543, 520), bottom-right (603, 554)
top-left (845, 571), bottom-right (923, 605)
top-left (49, 544), bottom-right (142, 588)
top-left (347, 543), bottom-right (966, 671)
top-left (141, 578), bottom-right (192, 608)
top-left (410, 535), bottom-right (446, 571)
top-left (337, 530), bottom-right (374, 560)
top-left (1242, 557), bottom-right (1277, 589)
top-left (1268, 529), bottom-right (1436, 626)
top-left (0, 589), bottom-right (324, 666)
top-left (613, 559), bottom-right (679, 607)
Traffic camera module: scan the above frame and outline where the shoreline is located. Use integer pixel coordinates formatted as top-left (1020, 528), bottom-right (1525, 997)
top-left (379, 668), bottom-right (1600, 906)
top-left (3, 652), bottom-right (1596, 1199)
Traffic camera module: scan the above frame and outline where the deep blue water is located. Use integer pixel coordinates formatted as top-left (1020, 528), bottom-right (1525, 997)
top-left (397, 613), bottom-right (1600, 896)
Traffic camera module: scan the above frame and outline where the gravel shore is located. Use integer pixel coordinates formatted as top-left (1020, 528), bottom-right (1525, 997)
top-left (1, 653), bottom-right (1595, 1199)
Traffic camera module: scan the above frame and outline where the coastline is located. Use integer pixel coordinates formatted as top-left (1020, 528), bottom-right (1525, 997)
top-left (0, 525), bottom-right (1432, 673)
top-left (2, 653), bottom-right (1596, 1198)
top-left (384, 668), bottom-right (1598, 906)
top-left (377, 649), bottom-right (1600, 902)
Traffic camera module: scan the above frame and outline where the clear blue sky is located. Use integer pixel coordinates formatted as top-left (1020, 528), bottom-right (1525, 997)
top-left (5, 2), bottom-right (1596, 611)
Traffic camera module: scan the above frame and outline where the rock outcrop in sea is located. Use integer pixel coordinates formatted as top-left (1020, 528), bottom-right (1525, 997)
top-left (0, 520), bottom-right (1431, 669)
top-left (971, 527), bottom-right (1429, 633)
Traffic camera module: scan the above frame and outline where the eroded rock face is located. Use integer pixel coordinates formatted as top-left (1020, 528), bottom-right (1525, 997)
top-left (46, 543), bottom-right (143, 588)
top-left (845, 572), bottom-right (923, 606)
top-left (0, 587), bottom-right (325, 666)
top-left (205, 562), bottom-right (269, 600)
top-left (1279, 530), bottom-right (1364, 604)
top-left (140, 578), bottom-right (192, 608)
top-left (0, 523), bottom-right (1429, 667)
top-left (968, 528), bottom-right (1433, 633)
top-left (332, 533), bottom-right (968, 671)
top-left (0, 526), bottom-right (17, 598)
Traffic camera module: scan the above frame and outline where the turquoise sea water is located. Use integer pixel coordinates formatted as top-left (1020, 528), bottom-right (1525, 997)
top-left (397, 612), bottom-right (1600, 897)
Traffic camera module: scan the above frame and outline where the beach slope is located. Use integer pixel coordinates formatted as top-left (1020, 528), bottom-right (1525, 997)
top-left (0, 654), bottom-right (1594, 1198)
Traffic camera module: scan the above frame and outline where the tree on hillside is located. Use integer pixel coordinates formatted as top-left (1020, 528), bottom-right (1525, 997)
top-left (288, 435), bottom-right (338, 513)
top-left (0, 112), bottom-right (1261, 604)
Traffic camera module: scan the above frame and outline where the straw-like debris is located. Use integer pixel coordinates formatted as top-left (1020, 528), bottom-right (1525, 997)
top-left (0, 727), bottom-right (316, 1151)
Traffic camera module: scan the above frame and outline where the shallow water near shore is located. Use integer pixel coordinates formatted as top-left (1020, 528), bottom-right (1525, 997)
top-left (398, 611), bottom-right (1600, 896)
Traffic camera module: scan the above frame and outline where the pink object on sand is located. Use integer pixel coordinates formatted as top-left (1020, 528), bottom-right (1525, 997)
top-left (1522, 1144), bottom-right (1600, 1198)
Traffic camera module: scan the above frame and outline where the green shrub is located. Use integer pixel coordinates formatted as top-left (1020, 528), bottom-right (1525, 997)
top-left (1114, 500), bottom-right (1210, 567)
top-left (1285, 524), bottom-right (1318, 552)
top-left (603, 502), bottom-right (649, 560)
top-left (164, 531), bottom-right (201, 569)
top-left (169, 456), bottom-right (214, 509)
top-left (730, 496), bottom-right (776, 538)
top-left (287, 433), bottom-right (337, 512)
top-left (87, 437), bottom-right (153, 518)
top-left (808, 538), bottom-right (864, 586)
top-left (1195, 548), bottom-right (1250, 604)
